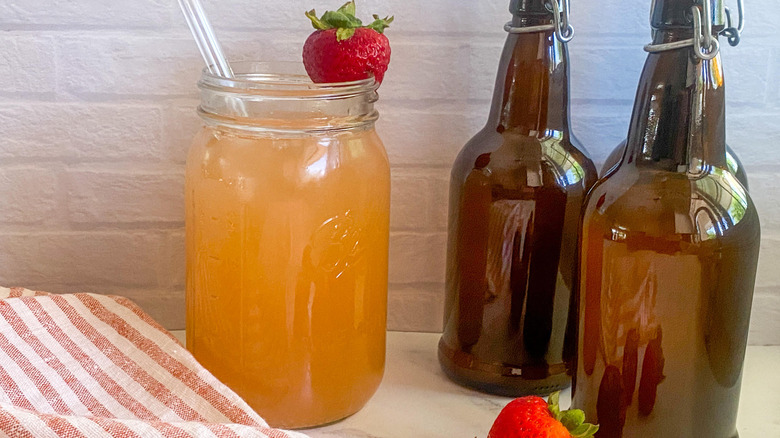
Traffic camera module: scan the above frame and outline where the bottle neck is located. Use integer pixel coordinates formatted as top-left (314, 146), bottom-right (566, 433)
top-left (487, 23), bottom-right (571, 136)
top-left (510, 0), bottom-right (552, 16)
top-left (650, 0), bottom-right (726, 31)
top-left (622, 31), bottom-right (726, 173)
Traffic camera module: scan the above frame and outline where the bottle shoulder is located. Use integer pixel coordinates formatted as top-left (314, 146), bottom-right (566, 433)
top-left (583, 168), bottom-right (760, 246)
top-left (601, 141), bottom-right (750, 189)
top-left (452, 127), bottom-right (598, 191)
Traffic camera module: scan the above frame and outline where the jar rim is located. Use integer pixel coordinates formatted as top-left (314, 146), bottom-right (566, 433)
top-left (198, 61), bottom-right (379, 99)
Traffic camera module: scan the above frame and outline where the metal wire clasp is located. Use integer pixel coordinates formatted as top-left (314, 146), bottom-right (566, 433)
top-left (721, 0), bottom-right (744, 47)
top-left (692, 0), bottom-right (720, 60)
top-left (548, 0), bottom-right (574, 43)
top-left (503, 0), bottom-right (574, 43)
top-left (646, 0), bottom-right (721, 60)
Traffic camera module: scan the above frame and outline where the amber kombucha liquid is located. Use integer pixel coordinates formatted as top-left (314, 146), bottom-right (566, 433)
top-left (185, 125), bottom-right (390, 428)
top-left (573, 170), bottom-right (759, 438)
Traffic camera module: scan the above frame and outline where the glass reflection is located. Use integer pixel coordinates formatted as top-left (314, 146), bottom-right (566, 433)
top-left (692, 169), bottom-right (749, 241)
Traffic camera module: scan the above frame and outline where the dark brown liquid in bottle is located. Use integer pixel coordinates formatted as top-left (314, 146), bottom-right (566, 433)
top-left (572, 5), bottom-right (761, 436)
top-left (438, 5), bottom-right (597, 396)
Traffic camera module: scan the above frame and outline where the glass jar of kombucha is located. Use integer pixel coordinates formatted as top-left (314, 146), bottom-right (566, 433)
top-left (185, 62), bottom-right (390, 429)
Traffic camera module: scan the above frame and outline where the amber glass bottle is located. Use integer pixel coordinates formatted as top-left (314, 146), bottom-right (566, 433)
top-left (438, 0), bottom-right (597, 396)
top-left (572, 1), bottom-right (760, 437)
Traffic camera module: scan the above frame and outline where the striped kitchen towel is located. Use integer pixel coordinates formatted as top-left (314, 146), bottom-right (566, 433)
top-left (0, 287), bottom-right (308, 438)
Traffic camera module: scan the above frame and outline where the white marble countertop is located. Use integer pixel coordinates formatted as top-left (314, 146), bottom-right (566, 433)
top-left (172, 331), bottom-right (780, 438)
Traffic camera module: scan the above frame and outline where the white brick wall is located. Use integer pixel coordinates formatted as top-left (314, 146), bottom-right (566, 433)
top-left (0, 0), bottom-right (777, 344)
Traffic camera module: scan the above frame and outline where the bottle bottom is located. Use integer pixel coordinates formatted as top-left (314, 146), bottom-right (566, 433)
top-left (437, 337), bottom-right (570, 397)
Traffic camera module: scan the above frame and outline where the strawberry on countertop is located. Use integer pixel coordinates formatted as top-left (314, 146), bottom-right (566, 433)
top-left (303, 1), bottom-right (393, 84)
top-left (488, 392), bottom-right (599, 438)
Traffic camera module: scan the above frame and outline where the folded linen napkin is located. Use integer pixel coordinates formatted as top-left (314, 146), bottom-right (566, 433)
top-left (0, 287), bottom-right (308, 438)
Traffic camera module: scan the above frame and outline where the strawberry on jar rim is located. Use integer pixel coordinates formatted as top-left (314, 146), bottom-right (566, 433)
top-left (303, 1), bottom-right (393, 85)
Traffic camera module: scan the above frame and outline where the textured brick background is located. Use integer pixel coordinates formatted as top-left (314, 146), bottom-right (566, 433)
top-left (0, 0), bottom-right (777, 344)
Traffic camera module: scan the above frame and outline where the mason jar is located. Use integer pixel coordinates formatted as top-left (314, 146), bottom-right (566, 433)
top-left (185, 62), bottom-right (390, 428)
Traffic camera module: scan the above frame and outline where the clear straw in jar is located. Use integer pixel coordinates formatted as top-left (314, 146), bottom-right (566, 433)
top-left (178, 0), bottom-right (234, 78)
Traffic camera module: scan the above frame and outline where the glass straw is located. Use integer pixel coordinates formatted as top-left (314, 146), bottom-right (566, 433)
top-left (178, 0), bottom-right (234, 78)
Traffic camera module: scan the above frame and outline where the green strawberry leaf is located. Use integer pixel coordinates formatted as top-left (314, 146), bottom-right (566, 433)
top-left (366, 14), bottom-right (394, 33)
top-left (321, 10), bottom-right (362, 29)
top-left (548, 391), bottom-right (560, 407)
top-left (305, 9), bottom-right (331, 30)
top-left (337, 1), bottom-right (356, 16)
top-left (547, 392), bottom-right (562, 421)
top-left (304, 1), bottom-right (393, 41)
top-left (570, 423), bottom-right (600, 438)
top-left (560, 409), bottom-right (585, 430)
top-left (336, 27), bottom-right (356, 41)
top-left (545, 392), bottom-right (599, 438)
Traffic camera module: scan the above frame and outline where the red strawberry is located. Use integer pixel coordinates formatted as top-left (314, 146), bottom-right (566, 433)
top-left (488, 392), bottom-right (599, 438)
top-left (303, 1), bottom-right (392, 84)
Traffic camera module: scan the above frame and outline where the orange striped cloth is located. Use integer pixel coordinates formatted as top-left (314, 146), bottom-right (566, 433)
top-left (0, 287), bottom-right (308, 438)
